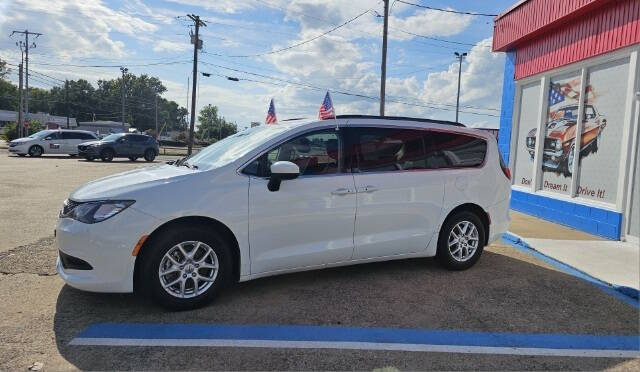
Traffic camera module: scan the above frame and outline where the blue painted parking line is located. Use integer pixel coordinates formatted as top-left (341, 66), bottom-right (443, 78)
top-left (502, 233), bottom-right (640, 309)
top-left (69, 323), bottom-right (640, 358)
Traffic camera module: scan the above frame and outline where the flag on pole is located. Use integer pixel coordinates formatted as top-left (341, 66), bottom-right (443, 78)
top-left (318, 91), bottom-right (335, 120)
top-left (265, 99), bottom-right (278, 125)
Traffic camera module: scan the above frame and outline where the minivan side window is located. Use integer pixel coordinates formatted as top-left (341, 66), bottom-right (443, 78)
top-left (243, 130), bottom-right (341, 177)
top-left (351, 128), bottom-right (426, 172)
top-left (424, 131), bottom-right (487, 168)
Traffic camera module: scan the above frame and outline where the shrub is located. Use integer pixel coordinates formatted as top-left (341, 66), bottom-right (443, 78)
top-left (0, 121), bottom-right (43, 142)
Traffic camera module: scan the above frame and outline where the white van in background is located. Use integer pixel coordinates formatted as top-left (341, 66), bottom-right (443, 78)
top-left (8, 129), bottom-right (98, 157)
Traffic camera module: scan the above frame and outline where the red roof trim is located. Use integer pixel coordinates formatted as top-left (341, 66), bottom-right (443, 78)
top-left (493, 0), bottom-right (615, 52)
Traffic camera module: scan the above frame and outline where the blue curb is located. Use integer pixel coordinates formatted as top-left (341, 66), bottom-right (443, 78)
top-left (75, 323), bottom-right (640, 351)
top-left (501, 233), bottom-right (640, 309)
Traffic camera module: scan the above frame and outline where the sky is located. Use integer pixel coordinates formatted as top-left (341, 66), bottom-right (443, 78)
top-left (0, 0), bottom-right (517, 129)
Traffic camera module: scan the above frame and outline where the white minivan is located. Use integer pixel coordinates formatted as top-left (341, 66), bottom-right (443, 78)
top-left (8, 129), bottom-right (99, 157)
top-left (56, 116), bottom-right (511, 309)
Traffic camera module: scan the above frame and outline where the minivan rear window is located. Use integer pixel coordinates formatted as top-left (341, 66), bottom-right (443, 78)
top-left (425, 131), bottom-right (486, 168)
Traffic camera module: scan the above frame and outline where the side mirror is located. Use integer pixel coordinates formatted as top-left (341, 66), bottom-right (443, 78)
top-left (44, 137), bottom-right (52, 140)
top-left (268, 161), bottom-right (300, 192)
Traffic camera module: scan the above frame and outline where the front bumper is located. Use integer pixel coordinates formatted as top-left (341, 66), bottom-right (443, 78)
top-left (8, 145), bottom-right (28, 154)
top-left (78, 147), bottom-right (100, 157)
top-left (55, 206), bottom-right (159, 293)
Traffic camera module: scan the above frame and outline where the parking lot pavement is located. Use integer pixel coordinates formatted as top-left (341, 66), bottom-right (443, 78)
top-left (0, 148), bottom-right (180, 253)
top-left (1, 147), bottom-right (638, 370)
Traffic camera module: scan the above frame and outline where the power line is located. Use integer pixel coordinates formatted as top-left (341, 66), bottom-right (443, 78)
top-left (199, 60), bottom-right (498, 117)
top-left (209, 7), bottom-right (374, 58)
top-left (395, 0), bottom-right (498, 17)
top-left (389, 27), bottom-right (492, 48)
top-left (27, 60), bottom-right (192, 68)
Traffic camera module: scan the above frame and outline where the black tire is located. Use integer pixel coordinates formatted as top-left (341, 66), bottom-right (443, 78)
top-left (85, 157), bottom-right (94, 161)
top-left (144, 149), bottom-right (156, 162)
top-left (100, 148), bottom-right (114, 162)
top-left (17, 154), bottom-right (27, 157)
top-left (128, 156), bottom-right (138, 162)
top-left (140, 225), bottom-right (232, 310)
top-left (28, 145), bottom-right (43, 157)
top-left (436, 211), bottom-right (486, 270)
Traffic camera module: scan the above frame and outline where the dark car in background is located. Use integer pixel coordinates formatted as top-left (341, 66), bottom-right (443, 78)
top-left (78, 133), bottom-right (159, 162)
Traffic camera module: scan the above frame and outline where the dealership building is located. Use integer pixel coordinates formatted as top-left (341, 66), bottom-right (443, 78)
top-left (493, 0), bottom-right (639, 241)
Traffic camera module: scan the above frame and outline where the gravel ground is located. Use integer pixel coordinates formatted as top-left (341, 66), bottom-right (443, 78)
top-left (0, 148), bottom-right (180, 253)
top-left (0, 147), bottom-right (638, 370)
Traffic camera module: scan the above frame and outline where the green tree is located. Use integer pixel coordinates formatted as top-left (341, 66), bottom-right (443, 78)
top-left (0, 58), bottom-right (9, 80)
top-left (196, 104), bottom-right (237, 141)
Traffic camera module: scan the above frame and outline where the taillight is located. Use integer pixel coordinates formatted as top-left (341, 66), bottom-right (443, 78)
top-left (499, 152), bottom-right (511, 180)
top-left (502, 166), bottom-right (512, 180)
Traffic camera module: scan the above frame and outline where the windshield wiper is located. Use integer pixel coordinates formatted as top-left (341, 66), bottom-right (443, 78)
top-left (182, 161), bottom-right (198, 169)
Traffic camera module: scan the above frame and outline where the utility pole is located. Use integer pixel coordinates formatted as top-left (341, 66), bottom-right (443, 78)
top-left (155, 94), bottom-right (158, 138)
top-left (11, 30), bottom-right (42, 126)
top-left (379, 0), bottom-right (389, 116)
top-left (65, 79), bottom-right (69, 128)
top-left (454, 52), bottom-right (467, 123)
top-left (120, 66), bottom-right (128, 132)
top-left (17, 63), bottom-right (24, 138)
top-left (187, 14), bottom-right (206, 155)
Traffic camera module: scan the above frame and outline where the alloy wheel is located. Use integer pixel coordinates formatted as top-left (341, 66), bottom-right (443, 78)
top-left (158, 241), bottom-right (219, 299)
top-left (448, 221), bottom-right (479, 262)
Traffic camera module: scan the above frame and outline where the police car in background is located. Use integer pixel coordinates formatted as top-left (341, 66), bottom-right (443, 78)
top-left (8, 129), bottom-right (98, 157)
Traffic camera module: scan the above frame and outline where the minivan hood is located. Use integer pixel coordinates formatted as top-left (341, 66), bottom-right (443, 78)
top-left (70, 165), bottom-right (195, 201)
top-left (11, 137), bottom-right (34, 144)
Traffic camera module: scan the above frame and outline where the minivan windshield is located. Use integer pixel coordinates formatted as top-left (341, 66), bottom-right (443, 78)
top-left (28, 130), bottom-right (53, 139)
top-left (186, 125), bottom-right (291, 171)
top-left (102, 133), bottom-right (125, 142)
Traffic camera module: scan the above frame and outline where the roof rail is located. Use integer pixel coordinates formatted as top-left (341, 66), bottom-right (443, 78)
top-left (335, 115), bottom-right (465, 127)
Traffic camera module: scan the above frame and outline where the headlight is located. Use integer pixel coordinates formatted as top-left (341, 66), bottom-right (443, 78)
top-left (60, 200), bottom-right (135, 224)
top-left (554, 139), bottom-right (563, 150)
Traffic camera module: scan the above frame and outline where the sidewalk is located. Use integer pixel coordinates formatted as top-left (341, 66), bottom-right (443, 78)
top-left (506, 211), bottom-right (640, 292)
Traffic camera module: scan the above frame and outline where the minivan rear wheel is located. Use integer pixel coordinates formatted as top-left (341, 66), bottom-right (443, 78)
top-left (436, 211), bottom-right (485, 270)
top-left (140, 226), bottom-right (232, 310)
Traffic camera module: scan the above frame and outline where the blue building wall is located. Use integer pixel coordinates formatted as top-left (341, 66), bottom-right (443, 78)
top-left (498, 50), bottom-right (622, 240)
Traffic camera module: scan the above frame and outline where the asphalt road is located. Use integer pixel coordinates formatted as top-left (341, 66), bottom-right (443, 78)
top-left (0, 148), bottom-right (638, 370)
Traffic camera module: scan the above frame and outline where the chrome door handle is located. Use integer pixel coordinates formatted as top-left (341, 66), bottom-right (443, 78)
top-left (331, 188), bottom-right (353, 195)
top-left (362, 185), bottom-right (378, 193)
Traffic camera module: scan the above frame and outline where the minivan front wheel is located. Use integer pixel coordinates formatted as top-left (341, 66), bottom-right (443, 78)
top-left (100, 148), bottom-right (114, 162)
top-left (28, 145), bottom-right (43, 157)
top-left (436, 211), bottom-right (485, 270)
top-left (141, 226), bottom-right (231, 310)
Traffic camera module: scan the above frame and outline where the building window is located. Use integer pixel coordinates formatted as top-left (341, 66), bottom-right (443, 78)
top-left (513, 82), bottom-right (540, 188)
top-left (539, 71), bottom-right (581, 196)
top-left (573, 58), bottom-right (630, 204)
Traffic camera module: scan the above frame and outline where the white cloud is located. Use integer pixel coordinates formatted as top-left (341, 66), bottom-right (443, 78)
top-left (164, 0), bottom-right (255, 13)
top-left (153, 40), bottom-right (190, 53)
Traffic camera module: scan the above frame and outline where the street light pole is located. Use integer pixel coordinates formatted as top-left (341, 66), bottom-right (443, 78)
top-left (120, 66), bottom-right (128, 132)
top-left (454, 52), bottom-right (467, 123)
top-left (379, 0), bottom-right (389, 116)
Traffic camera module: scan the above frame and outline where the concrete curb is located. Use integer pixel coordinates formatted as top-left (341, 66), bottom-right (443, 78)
top-left (501, 232), bottom-right (640, 308)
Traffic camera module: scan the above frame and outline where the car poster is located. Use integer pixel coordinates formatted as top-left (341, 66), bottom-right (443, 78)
top-left (539, 71), bottom-right (582, 196)
top-left (575, 58), bottom-right (630, 204)
top-left (512, 82), bottom-right (540, 188)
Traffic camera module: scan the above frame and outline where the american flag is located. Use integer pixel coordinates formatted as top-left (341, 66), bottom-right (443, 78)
top-left (318, 91), bottom-right (335, 120)
top-left (548, 83), bottom-right (565, 107)
top-left (265, 99), bottom-right (277, 125)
